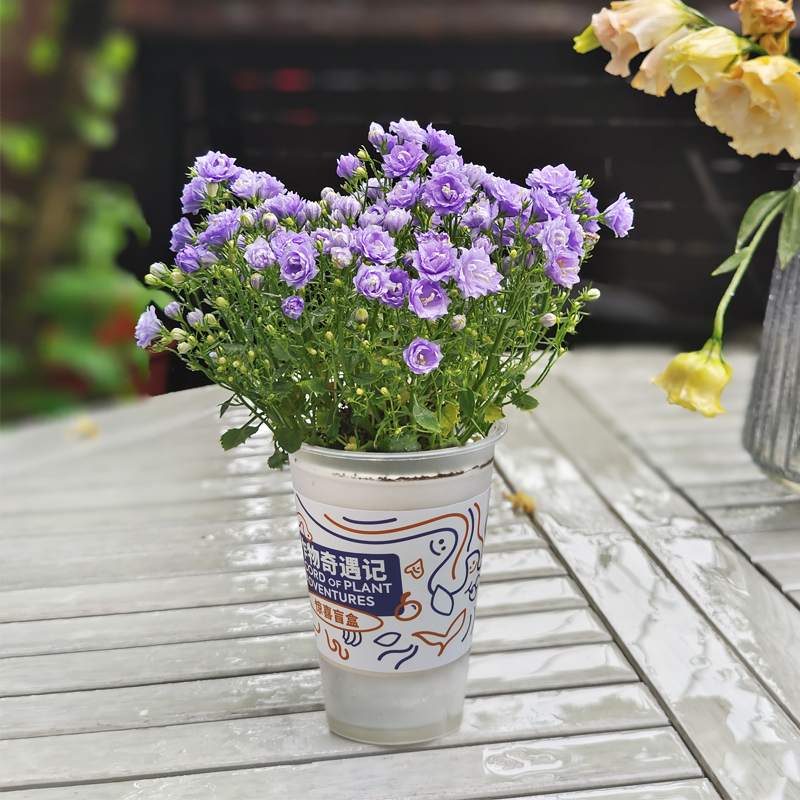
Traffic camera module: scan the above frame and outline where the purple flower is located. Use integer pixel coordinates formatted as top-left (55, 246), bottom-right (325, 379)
top-left (282, 296), bottom-right (305, 319)
top-left (176, 243), bottom-right (217, 273)
top-left (545, 249), bottom-right (581, 287)
top-left (336, 154), bottom-right (361, 179)
top-left (270, 230), bottom-right (314, 261)
top-left (403, 338), bottom-right (442, 375)
top-left (331, 246), bottom-right (353, 268)
top-left (455, 247), bottom-right (503, 299)
top-left (181, 177), bottom-right (207, 215)
top-left (304, 201), bottom-right (322, 222)
top-left (408, 279), bottom-right (450, 320)
top-left (331, 195), bottom-right (361, 224)
top-left (164, 301), bottom-right (182, 320)
top-left (368, 122), bottom-right (389, 149)
top-left (484, 175), bottom-right (527, 216)
top-left (535, 217), bottom-right (571, 258)
top-left (196, 208), bottom-right (242, 245)
top-left (244, 237), bottom-right (275, 270)
top-left (135, 306), bottom-right (163, 348)
top-left (383, 142), bottom-right (426, 178)
top-left (257, 172), bottom-right (285, 199)
top-left (462, 162), bottom-right (487, 188)
top-left (193, 151), bottom-right (239, 182)
top-left (563, 212), bottom-right (585, 251)
top-left (425, 124), bottom-right (460, 159)
top-left (422, 170), bottom-right (473, 217)
top-left (265, 192), bottom-right (304, 220)
top-left (329, 226), bottom-right (352, 250)
top-left (278, 244), bottom-right (319, 289)
top-left (386, 178), bottom-right (422, 209)
top-left (365, 178), bottom-right (383, 200)
top-left (249, 274), bottom-right (264, 291)
top-left (429, 154), bottom-right (465, 176)
top-left (380, 267), bottom-right (411, 308)
top-left (354, 225), bottom-right (398, 266)
top-left (187, 308), bottom-right (204, 326)
top-left (358, 203), bottom-right (387, 229)
top-left (528, 187), bottom-right (562, 222)
top-left (462, 199), bottom-right (493, 234)
top-left (390, 118), bottom-right (427, 145)
top-left (526, 164), bottom-right (581, 197)
top-left (602, 193), bottom-right (634, 237)
top-left (230, 169), bottom-right (260, 200)
top-left (410, 231), bottom-right (457, 281)
top-left (353, 263), bottom-right (387, 300)
top-left (575, 190), bottom-right (600, 234)
top-left (383, 207), bottom-right (411, 234)
top-left (170, 217), bottom-right (194, 252)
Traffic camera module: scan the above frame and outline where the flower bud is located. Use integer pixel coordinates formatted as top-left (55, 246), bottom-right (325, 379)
top-left (216, 297), bottom-right (229, 309)
top-left (356, 388), bottom-right (364, 396)
top-left (357, 148), bottom-right (369, 160)
top-left (187, 309), bottom-right (204, 327)
top-left (354, 308), bottom-right (369, 324)
top-left (325, 331), bottom-right (334, 341)
top-left (354, 166), bottom-right (368, 180)
top-left (149, 262), bottom-right (169, 277)
top-left (164, 301), bottom-right (182, 320)
top-left (171, 328), bottom-right (188, 342)
top-left (304, 201), bottom-right (322, 222)
top-left (144, 274), bottom-right (159, 286)
top-left (262, 212), bottom-right (278, 233)
top-left (208, 350), bottom-right (218, 362)
top-left (586, 288), bottom-right (601, 301)
top-left (224, 268), bottom-right (235, 280)
top-left (380, 386), bottom-right (389, 396)
top-left (240, 211), bottom-right (255, 228)
top-left (451, 314), bottom-right (466, 331)
top-left (205, 182), bottom-right (219, 198)
top-left (540, 313), bottom-right (557, 328)
top-left (204, 313), bottom-right (218, 327)
top-left (170, 269), bottom-right (186, 285)
top-left (177, 341), bottom-right (193, 354)
top-left (249, 273), bottom-right (264, 291)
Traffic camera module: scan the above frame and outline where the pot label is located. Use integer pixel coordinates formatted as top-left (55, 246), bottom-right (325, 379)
top-left (294, 487), bottom-right (491, 673)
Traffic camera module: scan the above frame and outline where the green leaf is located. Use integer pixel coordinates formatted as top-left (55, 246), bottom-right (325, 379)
top-left (711, 247), bottom-right (752, 276)
top-left (352, 372), bottom-right (379, 384)
top-left (73, 110), bottom-right (116, 149)
top-left (219, 397), bottom-right (235, 418)
top-left (736, 190), bottom-right (786, 250)
top-left (271, 341), bottom-right (291, 362)
top-left (299, 377), bottom-right (330, 392)
top-left (440, 402), bottom-right (459, 435)
top-left (778, 189), bottom-right (800, 268)
top-left (28, 33), bottom-right (60, 73)
top-left (384, 432), bottom-right (422, 452)
top-left (511, 394), bottom-right (539, 411)
top-left (275, 427), bottom-right (304, 453)
top-left (458, 389), bottom-right (475, 419)
top-left (268, 448), bottom-right (287, 469)
top-left (484, 404), bottom-right (505, 423)
top-left (220, 425), bottom-right (260, 451)
top-left (411, 396), bottom-right (441, 433)
top-left (0, 124), bottom-right (44, 173)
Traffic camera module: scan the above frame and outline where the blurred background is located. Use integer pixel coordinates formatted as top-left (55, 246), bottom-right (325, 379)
top-left (2, 0), bottom-right (798, 421)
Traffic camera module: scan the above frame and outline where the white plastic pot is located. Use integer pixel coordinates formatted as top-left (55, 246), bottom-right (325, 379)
top-left (289, 421), bottom-right (507, 745)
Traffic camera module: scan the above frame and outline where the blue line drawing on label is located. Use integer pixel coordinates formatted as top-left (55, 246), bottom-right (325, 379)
top-left (342, 630), bottom-right (362, 647)
top-left (342, 516), bottom-right (398, 525)
top-left (377, 643), bottom-right (419, 670)
top-left (461, 613), bottom-right (473, 643)
top-left (374, 631), bottom-right (402, 647)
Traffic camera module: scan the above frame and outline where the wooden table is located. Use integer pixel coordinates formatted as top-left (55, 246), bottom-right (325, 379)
top-left (2, 347), bottom-right (799, 799)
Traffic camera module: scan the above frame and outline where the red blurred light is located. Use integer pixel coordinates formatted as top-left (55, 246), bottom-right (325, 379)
top-left (273, 68), bottom-right (313, 93)
top-left (279, 108), bottom-right (318, 126)
top-left (232, 70), bottom-right (267, 92)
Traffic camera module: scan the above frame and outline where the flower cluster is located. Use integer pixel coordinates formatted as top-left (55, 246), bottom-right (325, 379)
top-left (136, 120), bottom-right (632, 464)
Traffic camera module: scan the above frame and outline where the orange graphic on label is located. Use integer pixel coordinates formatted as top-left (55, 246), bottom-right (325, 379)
top-left (325, 629), bottom-right (349, 660)
top-left (393, 592), bottom-right (422, 621)
top-left (310, 592), bottom-right (384, 633)
top-left (404, 558), bottom-right (424, 579)
top-left (412, 609), bottom-right (467, 656)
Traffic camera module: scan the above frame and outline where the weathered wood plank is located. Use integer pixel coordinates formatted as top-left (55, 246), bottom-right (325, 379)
top-left (3, 728), bottom-right (700, 800)
top-left (686, 480), bottom-right (800, 509)
top-left (497, 401), bottom-right (800, 800)
top-left (0, 683), bottom-right (667, 790)
top-left (0, 577), bottom-right (586, 658)
top-left (704, 504), bottom-right (800, 535)
top-left (0, 607), bottom-right (608, 696)
top-left (0, 643), bottom-right (636, 739)
top-left (730, 531), bottom-right (800, 562)
top-left (759, 557), bottom-right (800, 592)
top-left (0, 543), bottom-right (562, 623)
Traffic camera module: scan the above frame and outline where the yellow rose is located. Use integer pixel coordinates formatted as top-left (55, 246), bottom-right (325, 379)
top-left (579, 0), bottom-right (706, 77)
top-left (653, 339), bottom-right (732, 418)
top-left (695, 55), bottom-right (800, 157)
top-left (664, 26), bottom-right (750, 94)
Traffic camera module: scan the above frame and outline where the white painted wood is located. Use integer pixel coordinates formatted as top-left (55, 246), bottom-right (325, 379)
top-left (0, 545), bottom-right (563, 622)
top-left (497, 402), bottom-right (800, 800)
top-left (538, 377), bottom-right (800, 729)
top-left (2, 728), bottom-right (700, 800)
top-left (686, 480), bottom-right (800, 509)
top-left (0, 577), bottom-right (587, 658)
top-left (791, 590), bottom-right (800, 608)
top-left (0, 607), bottom-right (609, 696)
top-left (760, 557), bottom-right (800, 592)
top-left (704, 504), bottom-right (800, 534)
top-left (731, 531), bottom-right (800, 562)
top-left (0, 643), bottom-right (636, 738)
top-left (0, 683), bottom-right (667, 789)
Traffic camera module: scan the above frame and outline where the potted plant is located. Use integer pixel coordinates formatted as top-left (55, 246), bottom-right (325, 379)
top-left (135, 118), bottom-right (634, 743)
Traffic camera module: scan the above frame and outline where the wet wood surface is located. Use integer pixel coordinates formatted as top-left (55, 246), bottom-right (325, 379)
top-left (1, 348), bottom-right (797, 798)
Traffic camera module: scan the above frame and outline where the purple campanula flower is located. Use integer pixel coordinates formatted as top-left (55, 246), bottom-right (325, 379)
top-left (249, 274), bottom-right (264, 291)
top-left (282, 296), bottom-right (305, 319)
top-left (353, 263), bottom-right (388, 300)
top-left (526, 164), bottom-right (581, 197)
top-left (135, 306), bottom-right (163, 348)
top-left (354, 225), bottom-right (398, 266)
top-left (429, 154), bottom-right (465, 176)
top-left (197, 208), bottom-right (243, 246)
top-left (545, 248), bottom-right (581, 288)
top-left (451, 314), bottom-right (466, 331)
top-left (473, 235), bottom-right (496, 254)
top-left (256, 172), bottom-right (285, 199)
top-left (462, 198), bottom-right (493, 234)
top-left (422, 170), bottom-right (473, 217)
top-left (410, 231), bottom-right (457, 281)
top-left (383, 207), bottom-right (411, 234)
top-left (408, 278), bottom-right (450, 320)
top-left (265, 192), bottom-right (304, 220)
top-left (245, 237), bottom-right (275, 270)
top-left (193, 151), bottom-right (239, 183)
top-left (484, 175), bottom-right (527, 216)
top-left (425, 124), bottom-right (460, 159)
top-left (602, 193), bottom-right (634, 237)
top-left (368, 122), bottom-right (389, 149)
top-left (331, 247), bottom-right (353, 269)
top-left (170, 217), bottom-right (195, 252)
top-left (329, 226), bottom-right (353, 250)
top-left (386, 178), bottom-right (422, 209)
top-left (164, 301), bottom-right (182, 320)
top-left (331, 194), bottom-right (361, 224)
top-left (187, 308), bottom-right (204, 326)
top-left (575, 190), bottom-right (601, 234)
top-left (403, 337), bottom-right (442, 375)
top-left (304, 201), bottom-right (322, 223)
top-left (336, 153), bottom-right (361, 179)
top-left (181, 177), bottom-right (207, 215)
top-left (358, 203), bottom-right (387, 229)
top-left (528, 187), bottom-right (562, 222)
top-left (380, 267), bottom-right (411, 308)
top-left (277, 237), bottom-right (319, 288)
top-left (230, 169), bottom-right (260, 200)
top-left (540, 313), bottom-right (557, 327)
top-left (456, 247), bottom-right (503, 299)
top-left (270, 230), bottom-right (314, 260)
top-left (564, 212), bottom-right (585, 252)
top-left (462, 162), bottom-right (487, 188)
top-left (176, 243), bottom-right (216, 273)
top-left (365, 178), bottom-right (383, 200)
top-left (321, 187), bottom-right (338, 206)
top-left (390, 118), bottom-right (427, 144)
top-left (311, 228), bottom-right (332, 253)
top-left (383, 141), bottom-right (426, 178)
top-left (535, 217), bottom-right (571, 258)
